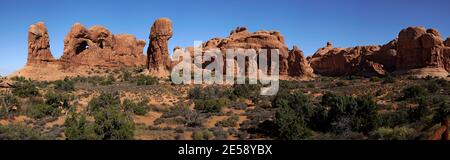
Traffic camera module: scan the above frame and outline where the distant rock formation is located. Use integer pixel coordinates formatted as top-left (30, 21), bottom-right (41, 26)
top-left (59, 23), bottom-right (146, 68)
top-left (14, 22), bottom-right (148, 81)
top-left (187, 27), bottom-right (314, 79)
top-left (309, 26), bottom-right (450, 77)
top-left (16, 20), bottom-right (450, 81)
top-left (27, 22), bottom-right (55, 65)
top-left (147, 18), bottom-right (173, 75)
top-left (288, 46), bottom-right (314, 77)
top-left (396, 27), bottom-right (450, 73)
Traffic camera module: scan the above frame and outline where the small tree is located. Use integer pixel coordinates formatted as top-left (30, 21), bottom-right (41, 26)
top-left (12, 80), bottom-right (39, 97)
top-left (122, 99), bottom-right (149, 116)
top-left (403, 85), bottom-right (428, 99)
top-left (93, 107), bottom-right (135, 140)
top-left (88, 92), bottom-right (121, 113)
top-left (53, 77), bottom-right (75, 91)
top-left (64, 109), bottom-right (101, 140)
top-left (273, 91), bottom-right (314, 140)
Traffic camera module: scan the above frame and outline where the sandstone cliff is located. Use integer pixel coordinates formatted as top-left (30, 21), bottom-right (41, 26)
top-left (309, 26), bottom-right (450, 77)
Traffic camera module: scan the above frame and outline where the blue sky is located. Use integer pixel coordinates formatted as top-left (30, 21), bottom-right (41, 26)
top-left (0, 0), bottom-right (449, 76)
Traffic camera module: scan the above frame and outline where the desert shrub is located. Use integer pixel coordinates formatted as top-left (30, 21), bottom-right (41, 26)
top-left (380, 109), bottom-right (410, 127)
top-left (65, 107), bottom-right (135, 140)
top-left (12, 79), bottom-right (39, 97)
top-left (351, 96), bottom-right (380, 133)
top-left (121, 69), bottom-right (132, 82)
top-left (100, 75), bottom-right (115, 85)
top-left (161, 106), bottom-right (202, 127)
top-left (233, 84), bottom-right (259, 98)
top-left (216, 115), bottom-right (239, 127)
top-left (335, 81), bottom-right (346, 87)
top-left (64, 109), bottom-right (101, 140)
top-left (88, 92), bottom-right (134, 140)
top-left (306, 83), bottom-right (315, 88)
top-left (280, 80), bottom-right (303, 89)
top-left (433, 102), bottom-right (450, 123)
top-left (188, 87), bottom-right (203, 99)
top-left (423, 75), bottom-right (434, 81)
top-left (275, 104), bottom-right (312, 140)
top-left (273, 91), bottom-right (314, 140)
top-left (194, 98), bottom-right (228, 113)
top-left (382, 75), bottom-right (395, 84)
top-left (136, 75), bottom-right (158, 86)
top-left (0, 124), bottom-right (52, 140)
top-left (188, 86), bottom-right (226, 100)
top-left (45, 92), bottom-right (70, 109)
top-left (408, 98), bottom-right (432, 122)
top-left (27, 103), bottom-right (60, 119)
top-left (0, 107), bottom-right (6, 119)
top-left (92, 107), bottom-right (135, 140)
top-left (122, 99), bottom-right (149, 116)
top-left (313, 93), bottom-right (380, 134)
top-left (192, 130), bottom-right (214, 140)
top-left (370, 127), bottom-right (416, 140)
top-left (212, 127), bottom-right (229, 140)
top-left (10, 76), bottom-right (27, 82)
top-left (0, 94), bottom-right (20, 119)
top-left (425, 80), bottom-right (440, 93)
top-left (53, 77), bottom-right (75, 91)
top-left (403, 85), bottom-right (428, 99)
top-left (162, 105), bottom-right (191, 118)
top-left (370, 76), bottom-right (381, 82)
top-left (88, 92), bottom-right (121, 113)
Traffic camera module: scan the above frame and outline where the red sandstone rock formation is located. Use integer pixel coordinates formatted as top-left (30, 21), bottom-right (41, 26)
top-left (310, 27), bottom-right (450, 77)
top-left (27, 22), bottom-right (55, 65)
top-left (59, 23), bottom-right (146, 68)
top-left (288, 46), bottom-right (314, 77)
top-left (192, 27), bottom-right (314, 78)
top-left (309, 42), bottom-right (385, 76)
top-left (396, 27), bottom-right (450, 73)
top-left (147, 18), bottom-right (173, 73)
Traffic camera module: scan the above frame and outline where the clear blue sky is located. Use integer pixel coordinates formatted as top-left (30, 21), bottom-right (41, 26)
top-left (1, 0), bottom-right (449, 76)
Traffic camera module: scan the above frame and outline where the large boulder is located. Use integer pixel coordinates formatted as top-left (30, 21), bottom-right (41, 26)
top-left (147, 18), bottom-right (173, 74)
top-left (59, 23), bottom-right (146, 68)
top-left (27, 22), bottom-right (55, 65)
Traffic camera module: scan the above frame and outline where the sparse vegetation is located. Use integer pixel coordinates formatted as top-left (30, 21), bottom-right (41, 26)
top-left (136, 75), bottom-right (158, 86)
top-left (192, 130), bottom-right (214, 140)
top-left (53, 77), bottom-right (75, 91)
top-left (122, 99), bottom-right (149, 116)
top-left (194, 98), bottom-right (228, 113)
top-left (12, 78), bottom-right (39, 97)
top-left (0, 124), bottom-right (52, 140)
top-left (27, 103), bottom-right (60, 119)
top-left (1, 73), bottom-right (448, 140)
top-left (216, 115), bottom-right (239, 127)
top-left (403, 85), bottom-right (428, 99)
